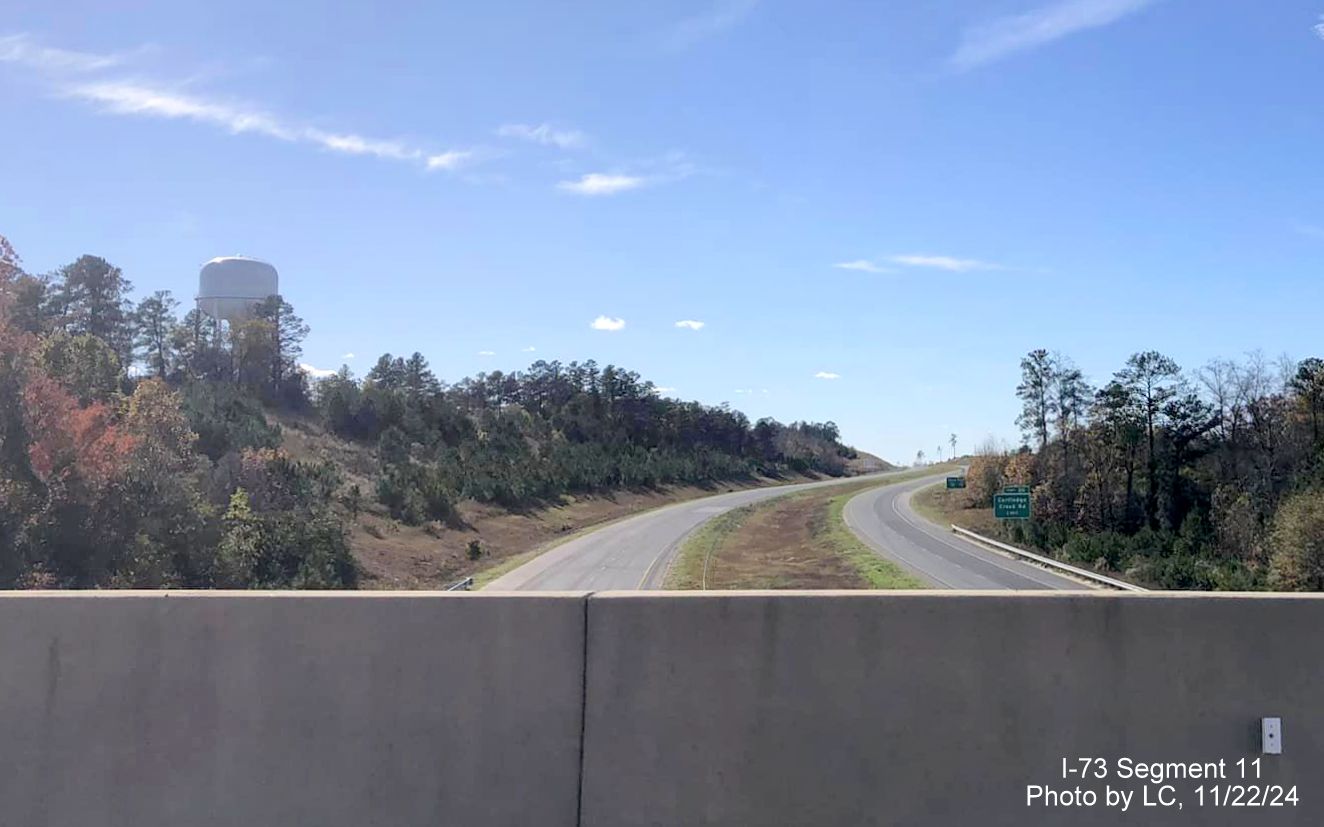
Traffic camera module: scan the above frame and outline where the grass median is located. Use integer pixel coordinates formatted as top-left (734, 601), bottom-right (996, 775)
top-left (665, 466), bottom-right (956, 590)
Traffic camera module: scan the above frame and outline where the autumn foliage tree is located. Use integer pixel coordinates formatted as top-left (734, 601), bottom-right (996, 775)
top-left (974, 346), bottom-right (1324, 590)
top-left (0, 233), bottom-right (348, 589)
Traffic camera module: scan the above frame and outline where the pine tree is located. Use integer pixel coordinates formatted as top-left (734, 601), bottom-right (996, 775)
top-left (134, 290), bottom-right (179, 378)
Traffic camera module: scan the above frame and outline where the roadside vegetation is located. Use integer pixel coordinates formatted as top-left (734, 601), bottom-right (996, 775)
top-left (910, 483), bottom-right (1002, 538)
top-left (0, 234), bottom-right (877, 589)
top-left (665, 468), bottom-right (953, 590)
top-left (957, 348), bottom-right (1324, 590)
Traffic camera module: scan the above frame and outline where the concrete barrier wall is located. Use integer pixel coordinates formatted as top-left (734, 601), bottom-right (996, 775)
top-left (1, 591), bottom-right (1322, 826)
top-left (582, 592), bottom-right (1324, 826)
top-left (0, 592), bottom-right (587, 827)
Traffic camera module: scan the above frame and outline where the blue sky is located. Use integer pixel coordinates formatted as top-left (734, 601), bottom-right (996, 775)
top-left (2, 1), bottom-right (1323, 462)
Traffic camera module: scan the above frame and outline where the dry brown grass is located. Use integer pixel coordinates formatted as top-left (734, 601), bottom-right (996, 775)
top-left (667, 470), bottom-right (951, 590)
top-left (909, 483), bottom-right (1002, 536)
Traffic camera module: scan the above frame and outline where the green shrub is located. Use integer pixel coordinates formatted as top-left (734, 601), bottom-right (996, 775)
top-left (1268, 489), bottom-right (1324, 590)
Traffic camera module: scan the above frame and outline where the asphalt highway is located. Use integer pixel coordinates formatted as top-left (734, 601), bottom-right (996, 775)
top-left (842, 474), bottom-right (1085, 590)
top-left (488, 469), bottom-right (1087, 592)
top-left (485, 470), bottom-right (911, 591)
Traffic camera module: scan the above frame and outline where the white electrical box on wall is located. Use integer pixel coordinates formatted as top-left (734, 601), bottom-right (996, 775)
top-left (1261, 718), bottom-right (1282, 755)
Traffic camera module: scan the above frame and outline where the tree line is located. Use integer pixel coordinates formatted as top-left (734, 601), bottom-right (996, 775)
top-left (0, 235), bottom-right (858, 587)
top-left (0, 238), bottom-right (352, 588)
top-left (314, 354), bottom-right (855, 523)
top-left (963, 348), bottom-right (1324, 589)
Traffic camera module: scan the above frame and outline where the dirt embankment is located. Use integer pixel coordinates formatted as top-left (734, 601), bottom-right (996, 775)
top-left (277, 414), bottom-right (848, 589)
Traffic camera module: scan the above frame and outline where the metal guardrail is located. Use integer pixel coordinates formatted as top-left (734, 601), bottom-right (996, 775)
top-left (950, 525), bottom-right (1147, 592)
top-left (445, 576), bottom-right (475, 592)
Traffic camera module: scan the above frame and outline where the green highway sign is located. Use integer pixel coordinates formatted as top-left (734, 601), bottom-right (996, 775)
top-left (993, 492), bottom-right (1032, 520)
top-left (1002, 485), bottom-right (1031, 494)
top-left (946, 476), bottom-right (966, 489)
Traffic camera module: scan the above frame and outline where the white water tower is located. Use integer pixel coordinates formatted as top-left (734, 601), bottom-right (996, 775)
top-left (197, 256), bottom-right (279, 324)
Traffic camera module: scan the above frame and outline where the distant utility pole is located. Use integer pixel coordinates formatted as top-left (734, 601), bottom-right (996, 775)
top-left (937, 446), bottom-right (943, 462)
top-left (950, 433), bottom-right (958, 460)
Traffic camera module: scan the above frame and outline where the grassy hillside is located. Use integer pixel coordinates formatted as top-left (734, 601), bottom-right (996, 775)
top-left (277, 412), bottom-right (851, 588)
top-left (0, 234), bottom-right (873, 590)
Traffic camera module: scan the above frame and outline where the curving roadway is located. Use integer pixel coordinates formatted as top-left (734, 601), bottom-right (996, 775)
top-left (485, 471), bottom-right (911, 591)
top-left (842, 474), bottom-right (1084, 590)
top-left (488, 469), bottom-right (1087, 592)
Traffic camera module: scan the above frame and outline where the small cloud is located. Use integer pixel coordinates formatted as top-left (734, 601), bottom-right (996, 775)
top-left (342, 352), bottom-right (355, 360)
top-left (521, 345), bottom-right (537, 352)
top-left (889, 254), bottom-right (1002, 272)
top-left (426, 150), bottom-right (474, 171)
top-left (733, 388), bottom-right (753, 394)
top-left (0, 33), bottom-right (124, 73)
top-left (814, 371), bottom-right (841, 380)
top-left (300, 363), bottom-right (337, 379)
top-left (653, 386), bottom-right (677, 394)
top-left (477, 350), bottom-right (496, 356)
top-left (1295, 222), bottom-right (1324, 240)
top-left (663, 0), bottom-right (761, 50)
top-left (558, 173), bottom-right (646, 196)
top-left (1315, 15), bottom-right (1324, 40)
top-left (590, 315), bottom-right (626, 331)
top-left (949, 0), bottom-right (1155, 71)
top-left (497, 122), bottom-right (586, 149)
top-left (674, 319), bottom-right (705, 330)
top-left (834, 259), bottom-right (893, 274)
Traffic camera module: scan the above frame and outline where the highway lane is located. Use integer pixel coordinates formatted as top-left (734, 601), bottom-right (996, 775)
top-left (486, 470), bottom-right (913, 591)
top-left (842, 474), bottom-right (1086, 590)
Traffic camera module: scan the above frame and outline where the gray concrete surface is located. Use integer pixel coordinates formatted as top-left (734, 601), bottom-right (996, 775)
top-left (487, 470), bottom-right (911, 591)
top-left (5, 591), bottom-right (1322, 825)
top-left (844, 474), bottom-right (1084, 589)
top-left (0, 592), bottom-right (587, 827)
top-left (581, 591), bottom-right (1324, 826)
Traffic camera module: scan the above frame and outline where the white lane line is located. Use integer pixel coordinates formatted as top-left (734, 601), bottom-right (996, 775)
top-left (889, 489), bottom-right (1079, 590)
top-left (844, 486), bottom-right (960, 589)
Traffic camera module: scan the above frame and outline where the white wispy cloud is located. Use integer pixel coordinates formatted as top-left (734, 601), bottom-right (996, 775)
top-left (477, 350), bottom-right (496, 356)
top-left (342, 352), bottom-right (355, 360)
top-left (674, 319), bottom-right (705, 330)
top-left (61, 81), bottom-right (475, 171)
top-left (557, 152), bottom-right (698, 196)
top-left (497, 122), bottom-right (585, 149)
top-left (949, 0), bottom-right (1155, 71)
top-left (0, 33), bottom-right (124, 73)
top-left (834, 259), bottom-right (893, 274)
top-left (425, 150), bottom-right (473, 170)
top-left (522, 345), bottom-right (537, 352)
top-left (814, 371), bottom-right (842, 380)
top-left (1, 38), bottom-right (473, 174)
top-left (1315, 15), bottom-right (1324, 41)
top-left (299, 363), bottom-right (338, 379)
top-left (653, 386), bottom-right (677, 394)
top-left (664, 0), bottom-right (761, 49)
top-left (590, 315), bottom-right (626, 331)
top-left (558, 173), bottom-right (646, 196)
top-left (889, 254), bottom-right (1003, 272)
